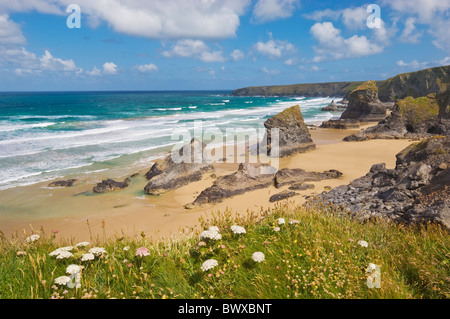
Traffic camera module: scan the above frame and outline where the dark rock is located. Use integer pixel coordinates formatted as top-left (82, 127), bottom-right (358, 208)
top-left (269, 191), bottom-right (299, 202)
top-left (321, 100), bottom-right (338, 112)
top-left (262, 105), bottom-right (315, 157)
top-left (48, 179), bottom-right (77, 188)
top-left (190, 163), bottom-right (277, 206)
top-left (275, 168), bottom-right (342, 188)
top-left (320, 119), bottom-right (360, 129)
top-left (309, 136), bottom-right (450, 229)
top-left (144, 138), bottom-right (213, 195)
top-left (130, 173), bottom-right (139, 178)
top-left (93, 179), bottom-right (129, 193)
top-left (340, 81), bottom-right (387, 122)
top-left (288, 183), bottom-right (315, 191)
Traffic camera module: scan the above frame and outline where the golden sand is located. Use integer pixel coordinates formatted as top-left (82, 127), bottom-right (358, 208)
top-left (0, 125), bottom-right (413, 242)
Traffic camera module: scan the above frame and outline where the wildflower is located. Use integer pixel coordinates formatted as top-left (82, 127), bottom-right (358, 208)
top-left (81, 253), bottom-right (95, 262)
top-left (277, 218), bottom-right (285, 225)
top-left (135, 247), bottom-right (151, 257)
top-left (289, 219), bottom-right (299, 225)
top-left (25, 234), bottom-right (40, 243)
top-left (123, 246), bottom-right (130, 251)
top-left (198, 241), bottom-right (206, 246)
top-left (220, 245), bottom-right (226, 249)
top-left (75, 242), bottom-right (90, 248)
top-left (208, 226), bottom-right (220, 232)
top-left (274, 227), bottom-right (280, 232)
top-left (59, 246), bottom-right (74, 252)
top-left (252, 252), bottom-right (265, 263)
top-left (201, 259), bottom-right (219, 272)
top-left (357, 240), bottom-right (369, 248)
top-left (199, 230), bottom-right (222, 241)
top-left (230, 225), bottom-right (246, 235)
top-left (89, 247), bottom-right (107, 256)
top-left (56, 251), bottom-right (73, 259)
top-left (66, 265), bottom-right (82, 275)
top-left (54, 276), bottom-right (71, 286)
top-left (16, 251), bottom-right (27, 257)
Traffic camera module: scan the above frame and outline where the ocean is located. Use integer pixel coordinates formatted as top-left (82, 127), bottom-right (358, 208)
top-left (0, 91), bottom-right (340, 191)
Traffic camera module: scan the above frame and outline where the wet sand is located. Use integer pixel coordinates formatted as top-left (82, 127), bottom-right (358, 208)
top-left (0, 125), bottom-right (414, 242)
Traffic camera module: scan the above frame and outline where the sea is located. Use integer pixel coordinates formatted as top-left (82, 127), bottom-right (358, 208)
top-left (0, 91), bottom-right (340, 191)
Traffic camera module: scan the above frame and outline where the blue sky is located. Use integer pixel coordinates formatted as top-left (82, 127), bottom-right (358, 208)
top-left (0, 0), bottom-right (449, 91)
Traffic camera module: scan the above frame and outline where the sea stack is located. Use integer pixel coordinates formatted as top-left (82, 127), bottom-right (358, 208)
top-left (340, 80), bottom-right (387, 121)
top-left (263, 104), bottom-right (315, 157)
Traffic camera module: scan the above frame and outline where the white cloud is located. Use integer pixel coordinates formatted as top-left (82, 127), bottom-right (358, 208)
top-left (135, 63), bottom-right (159, 73)
top-left (284, 58), bottom-right (297, 65)
top-left (399, 17), bottom-right (422, 43)
top-left (261, 66), bottom-right (280, 75)
top-left (310, 22), bottom-right (385, 61)
top-left (103, 62), bottom-right (118, 75)
top-left (254, 38), bottom-right (295, 58)
top-left (162, 39), bottom-right (225, 63)
top-left (0, 14), bottom-right (26, 44)
top-left (304, 6), bottom-right (367, 30)
top-left (230, 49), bottom-right (244, 61)
top-left (0, 0), bottom-right (251, 40)
top-left (396, 59), bottom-right (429, 69)
top-left (193, 66), bottom-right (215, 76)
top-left (86, 66), bottom-right (101, 76)
top-left (439, 57), bottom-right (450, 65)
top-left (252, 0), bottom-right (299, 23)
top-left (40, 50), bottom-right (81, 72)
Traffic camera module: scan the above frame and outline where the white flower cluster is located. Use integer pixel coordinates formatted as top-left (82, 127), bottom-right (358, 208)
top-left (89, 247), bottom-right (107, 256)
top-left (25, 234), bottom-right (40, 243)
top-left (277, 218), bottom-right (285, 225)
top-left (54, 265), bottom-right (82, 289)
top-left (230, 225), bottom-right (246, 235)
top-left (252, 252), bottom-right (265, 263)
top-left (50, 246), bottom-right (74, 259)
top-left (199, 226), bottom-right (222, 241)
top-left (274, 227), bottom-right (280, 232)
top-left (81, 253), bottom-right (95, 262)
top-left (75, 242), bottom-right (90, 248)
top-left (289, 219), bottom-right (299, 225)
top-left (201, 259), bottom-right (218, 272)
top-left (357, 240), bottom-right (369, 248)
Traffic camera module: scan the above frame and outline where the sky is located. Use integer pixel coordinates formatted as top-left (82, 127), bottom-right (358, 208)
top-left (0, 0), bottom-right (449, 91)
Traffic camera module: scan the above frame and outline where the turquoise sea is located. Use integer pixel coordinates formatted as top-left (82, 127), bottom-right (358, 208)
top-left (0, 91), bottom-right (340, 190)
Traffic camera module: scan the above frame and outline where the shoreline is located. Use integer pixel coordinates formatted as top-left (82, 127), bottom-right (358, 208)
top-left (0, 123), bottom-right (414, 242)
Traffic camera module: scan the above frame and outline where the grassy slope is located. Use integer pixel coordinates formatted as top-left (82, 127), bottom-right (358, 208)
top-left (0, 203), bottom-right (448, 299)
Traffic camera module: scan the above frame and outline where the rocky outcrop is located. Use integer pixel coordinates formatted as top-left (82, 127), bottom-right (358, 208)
top-left (378, 65), bottom-right (450, 102)
top-left (340, 81), bottom-right (387, 121)
top-left (320, 119), bottom-right (360, 129)
top-left (48, 179), bottom-right (76, 187)
top-left (274, 168), bottom-right (342, 188)
top-left (321, 100), bottom-right (338, 112)
top-left (310, 136), bottom-right (450, 229)
top-left (437, 90), bottom-right (450, 135)
top-left (262, 105), bottom-right (315, 157)
top-left (344, 94), bottom-right (442, 141)
top-left (190, 163), bottom-right (277, 206)
top-left (93, 178), bottom-right (130, 193)
top-left (144, 139), bottom-right (213, 195)
top-left (269, 190), bottom-right (299, 202)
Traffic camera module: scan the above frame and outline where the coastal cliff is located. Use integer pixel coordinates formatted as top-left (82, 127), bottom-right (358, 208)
top-left (231, 65), bottom-right (450, 101)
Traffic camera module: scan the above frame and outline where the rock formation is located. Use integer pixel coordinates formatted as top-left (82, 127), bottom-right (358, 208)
top-left (262, 104), bottom-right (315, 157)
top-left (274, 168), bottom-right (343, 188)
top-left (344, 93), bottom-right (442, 141)
top-left (320, 119), bottom-right (360, 129)
top-left (48, 179), bottom-right (77, 187)
top-left (190, 163), bottom-right (277, 206)
top-left (144, 138), bottom-right (213, 195)
top-left (310, 136), bottom-right (450, 229)
top-left (269, 190), bottom-right (299, 202)
top-left (93, 178), bottom-right (130, 193)
top-left (321, 100), bottom-right (338, 112)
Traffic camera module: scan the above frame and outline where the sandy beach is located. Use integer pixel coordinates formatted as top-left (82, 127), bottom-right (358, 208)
top-left (0, 124), bottom-right (414, 242)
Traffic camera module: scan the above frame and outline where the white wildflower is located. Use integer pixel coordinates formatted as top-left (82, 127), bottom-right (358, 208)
top-left (201, 259), bottom-right (218, 272)
top-left (289, 219), bottom-right (299, 225)
top-left (58, 246), bottom-right (74, 252)
top-left (54, 276), bottom-right (71, 286)
top-left (277, 218), bottom-right (285, 225)
top-left (89, 247), bottom-right (107, 256)
top-left (16, 251), bottom-right (27, 256)
top-left (56, 251), bottom-right (73, 259)
top-left (230, 225), bottom-right (246, 235)
top-left (208, 226), bottom-right (220, 232)
top-left (252, 252), bottom-right (265, 263)
top-left (357, 240), bottom-right (369, 248)
top-left (199, 230), bottom-right (222, 241)
top-left (123, 246), bottom-right (130, 251)
top-left (66, 265), bottom-right (82, 275)
top-left (81, 253), bottom-right (95, 262)
top-left (274, 227), bottom-right (281, 232)
top-left (75, 242), bottom-right (90, 248)
top-left (25, 234), bottom-right (40, 243)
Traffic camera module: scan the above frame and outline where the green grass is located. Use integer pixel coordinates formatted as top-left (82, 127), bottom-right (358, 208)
top-left (397, 95), bottom-right (440, 125)
top-left (0, 203), bottom-right (448, 299)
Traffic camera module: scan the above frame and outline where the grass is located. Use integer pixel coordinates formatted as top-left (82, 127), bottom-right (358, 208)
top-left (0, 203), bottom-right (448, 299)
top-left (397, 95), bottom-right (440, 126)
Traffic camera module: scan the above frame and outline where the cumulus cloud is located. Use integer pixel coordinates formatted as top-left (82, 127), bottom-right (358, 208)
top-left (230, 49), bottom-right (244, 61)
top-left (261, 66), bottom-right (280, 75)
top-left (304, 6), bottom-right (367, 30)
top-left (162, 39), bottom-right (225, 63)
top-left (396, 59), bottom-right (429, 69)
top-left (310, 22), bottom-right (385, 61)
top-left (254, 38), bottom-right (295, 58)
top-left (0, 14), bottom-right (26, 44)
top-left (102, 62), bottom-right (118, 75)
top-left (134, 63), bottom-right (159, 73)
top-left (252, 0), bottom-right (299, 23)
top-left (0, 0), bottom-right (251, 40)
top-left (86, 66), bottom-right (101, 76)
top-left (399, 17), bottom-right (422, 43)
top-left (40, 50), bottom-right (81, 72)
